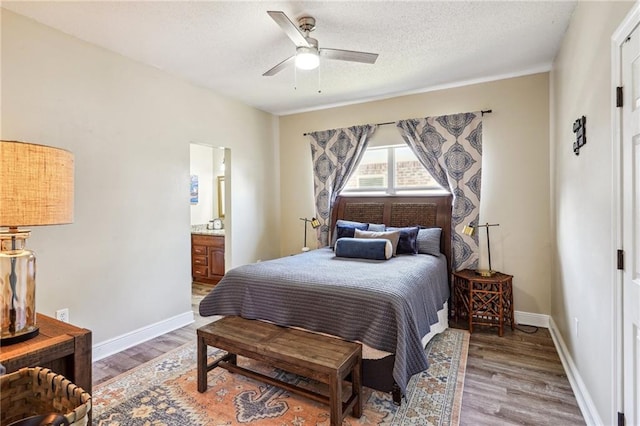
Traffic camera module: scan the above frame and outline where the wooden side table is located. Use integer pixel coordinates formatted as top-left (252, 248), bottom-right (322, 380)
top-left (0, 313), bottom-right (92, 394)
top-left (453, 269), bottom-right (514, 336)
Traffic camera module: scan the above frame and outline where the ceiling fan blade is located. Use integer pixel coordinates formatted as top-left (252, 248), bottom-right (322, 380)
top-left (263, 55), bottom-right (295, 76)
top-left (320, 48), bottom-right (378, 64)
top-left (267, 11), bottom-right (310, 48)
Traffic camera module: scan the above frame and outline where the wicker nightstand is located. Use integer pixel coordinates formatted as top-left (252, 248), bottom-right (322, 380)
top-left (453, 269), bottom-right (515, 336)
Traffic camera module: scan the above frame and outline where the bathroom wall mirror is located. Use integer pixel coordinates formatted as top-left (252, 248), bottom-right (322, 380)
top-left (217, 176), bottom-right (225, 218)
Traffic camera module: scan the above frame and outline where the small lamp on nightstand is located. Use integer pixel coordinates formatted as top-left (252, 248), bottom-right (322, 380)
top-left (463, 222), bottom-right (500, 277)
top-left (0, 141), bottom-right (74, 345)
top-left (299, 217), bottom-right (321, 252)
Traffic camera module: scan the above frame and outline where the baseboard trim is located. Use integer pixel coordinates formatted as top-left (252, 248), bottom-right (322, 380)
top-left (548, 316), bottom-right (603, 426)
top-left (92, 311), bottom-right (194, 362)
top-left (515, 310), bottom-right (549, 328)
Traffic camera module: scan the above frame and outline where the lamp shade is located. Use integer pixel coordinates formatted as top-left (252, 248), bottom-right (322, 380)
top-left (0, 141), bottom-right (74, 227)
top-left (462, 224), bottom-right (474, 236)
top-left (295, 46), bottom-right (320, 70)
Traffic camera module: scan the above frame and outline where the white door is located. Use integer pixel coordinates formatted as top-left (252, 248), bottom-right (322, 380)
top-left (622, 22), bottom-right (640, 425)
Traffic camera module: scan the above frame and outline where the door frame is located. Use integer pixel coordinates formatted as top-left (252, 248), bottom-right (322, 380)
top-left (611, 3), bottom-right (640, 422)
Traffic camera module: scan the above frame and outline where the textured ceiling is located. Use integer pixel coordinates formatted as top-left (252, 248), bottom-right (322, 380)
top-left (2, 1), bottom-right (576, 115)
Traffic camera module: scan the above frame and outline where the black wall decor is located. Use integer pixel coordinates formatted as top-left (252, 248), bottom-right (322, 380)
top-left (573, 116), bottom-right (586, 156)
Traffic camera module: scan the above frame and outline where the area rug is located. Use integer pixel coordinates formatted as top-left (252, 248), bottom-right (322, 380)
top-left (93, 328), bottom-right (469, 425)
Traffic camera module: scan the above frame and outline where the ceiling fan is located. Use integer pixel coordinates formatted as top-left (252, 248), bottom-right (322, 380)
top-left (263, 11), bottom-right (379, 77)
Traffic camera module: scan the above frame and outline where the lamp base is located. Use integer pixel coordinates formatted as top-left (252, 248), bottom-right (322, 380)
top-left (475, 269), bottom-right (496, 277)
top-left (0, 326), bottom-right (39, 346)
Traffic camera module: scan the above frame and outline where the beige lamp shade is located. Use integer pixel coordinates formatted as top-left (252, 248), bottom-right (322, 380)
top-left (0, 141), bottom-right (74, 227)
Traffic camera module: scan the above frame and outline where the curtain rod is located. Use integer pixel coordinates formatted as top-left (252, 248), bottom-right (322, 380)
top-left (303, 109), bottom-right (492, 136)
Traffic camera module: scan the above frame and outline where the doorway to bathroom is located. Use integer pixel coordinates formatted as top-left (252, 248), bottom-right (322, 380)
top-left (189, 143), bottom-right (230, 286)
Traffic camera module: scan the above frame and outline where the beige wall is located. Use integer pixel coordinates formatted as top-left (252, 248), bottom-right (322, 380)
top-left (280, 73), bottom-right (551, 315)
top-left (550, 1), bottom-right (634, 424)
top-left (1, 10), bottom-right (280, 346)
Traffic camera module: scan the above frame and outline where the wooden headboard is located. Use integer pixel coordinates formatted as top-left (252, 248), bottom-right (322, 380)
top-left (331, 194), bottom-right (453, 274)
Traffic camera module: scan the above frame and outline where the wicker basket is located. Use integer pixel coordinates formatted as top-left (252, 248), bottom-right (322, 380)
top-left (0, 367), bottom-right (91, 426)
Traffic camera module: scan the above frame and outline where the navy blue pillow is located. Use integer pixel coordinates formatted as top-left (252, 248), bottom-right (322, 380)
top-left (336, 224), bottom-right (369, 239)
top-left (386, 226), bottom-right (420, 254)
top-left (332, 220), bottom-right (369, 247)
top-left (335, 238), bottom-right (392, 260)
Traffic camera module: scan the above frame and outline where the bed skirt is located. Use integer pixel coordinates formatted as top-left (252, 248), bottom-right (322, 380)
top-left (363, 302), bottom-right (449, 393)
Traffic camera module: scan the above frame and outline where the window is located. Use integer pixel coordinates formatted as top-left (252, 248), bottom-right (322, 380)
top-left (357, 175), bottom-right (386, 188)
top-left (344, 145), bottom-right (443, 194)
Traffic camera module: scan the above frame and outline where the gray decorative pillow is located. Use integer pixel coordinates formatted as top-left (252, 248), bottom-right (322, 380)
top-left (354, 228), bottom-right (401, 256)
top-left (367, 223), bottom-right (386, 232)
top-left (417, 227), bottom-right (442, 256)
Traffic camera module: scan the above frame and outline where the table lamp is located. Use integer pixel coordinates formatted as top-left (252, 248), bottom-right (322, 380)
top-left (0, 141), bottom-right (74, 345)
top-left (299, 217), bottom-right (321, 252)
top-left (462, 222), bottom-right (500, 277)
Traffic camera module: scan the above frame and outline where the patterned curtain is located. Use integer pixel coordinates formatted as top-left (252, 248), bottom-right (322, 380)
top-left (308, 125), bottom-right (377, 247)
top-left (397, 112), bottom-right (482, 271)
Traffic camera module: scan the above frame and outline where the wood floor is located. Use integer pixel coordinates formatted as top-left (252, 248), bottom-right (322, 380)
top-left (452, 320), bottom-right (585, 425)
top-left (93, 283), bottom-right (585, 425)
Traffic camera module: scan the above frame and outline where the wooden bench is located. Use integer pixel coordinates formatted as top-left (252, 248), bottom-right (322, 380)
top-left (197, 316), bottom-right (362, 426)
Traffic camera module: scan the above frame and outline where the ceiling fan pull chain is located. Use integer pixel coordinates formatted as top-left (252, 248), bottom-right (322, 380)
top-left (294, 65), bottom-right (298, 90)
top-left (317, 63), bottom-right (322, 94)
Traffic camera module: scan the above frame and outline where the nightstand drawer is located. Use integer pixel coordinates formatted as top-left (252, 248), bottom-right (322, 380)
top-left (193, 245), bottom-right (207, 255)
top-left (193, 255), bottom-right (208, 266)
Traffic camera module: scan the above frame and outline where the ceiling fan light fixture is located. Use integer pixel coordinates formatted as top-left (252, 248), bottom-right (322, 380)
top-left (295, 46), bottom-right (319, 70)
top-left (263, 12), bottom-right (378, 77)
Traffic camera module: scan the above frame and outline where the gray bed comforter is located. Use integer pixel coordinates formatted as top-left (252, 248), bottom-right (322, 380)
top-left (198, 247), bottom-right (449, 393)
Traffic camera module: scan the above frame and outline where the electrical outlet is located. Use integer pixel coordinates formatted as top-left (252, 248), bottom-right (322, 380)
top-left (574, 317), bottom-right (579, 338)
top-left (56, 308), bottom-right (69, 323)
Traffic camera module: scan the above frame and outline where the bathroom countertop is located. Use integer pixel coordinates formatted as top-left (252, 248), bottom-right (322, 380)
top-left (191, 229), bottom-right (225, 236)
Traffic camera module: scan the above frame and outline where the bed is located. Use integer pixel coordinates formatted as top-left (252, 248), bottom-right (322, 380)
top-left (199, 194), bottom-right (453, 403)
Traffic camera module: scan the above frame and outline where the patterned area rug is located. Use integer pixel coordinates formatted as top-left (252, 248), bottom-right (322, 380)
top-left (93, 328), bottom-right (469, 425)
